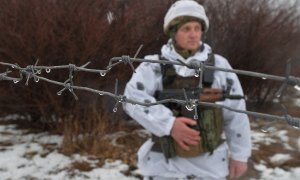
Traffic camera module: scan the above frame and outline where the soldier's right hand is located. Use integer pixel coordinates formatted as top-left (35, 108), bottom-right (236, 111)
top-left (170, 117), bottom-right (201, 151)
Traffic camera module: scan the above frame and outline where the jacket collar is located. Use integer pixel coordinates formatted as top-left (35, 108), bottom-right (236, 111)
top-left (160, 39), bottom-right (212, 77)
top-left (161, 39), bottom-right (211, 63)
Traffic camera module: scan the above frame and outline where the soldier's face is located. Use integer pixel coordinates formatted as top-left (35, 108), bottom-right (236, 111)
top-left (174, 21), bottom-right (202, 51)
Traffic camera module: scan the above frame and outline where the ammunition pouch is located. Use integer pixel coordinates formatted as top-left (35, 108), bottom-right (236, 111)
top-left (151, 105), bottom-right (224, 158)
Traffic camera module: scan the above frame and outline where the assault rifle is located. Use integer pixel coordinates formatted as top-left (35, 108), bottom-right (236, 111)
top-left (154, 87), bottom-right (245, 122)
top-left (155, 87), bottom-right (244, 103)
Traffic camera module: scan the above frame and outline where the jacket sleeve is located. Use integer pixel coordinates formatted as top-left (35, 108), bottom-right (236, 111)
top-left (122, 55), bottom-right (176, 137)
top-left (214, 56), bottom-right (252, 162)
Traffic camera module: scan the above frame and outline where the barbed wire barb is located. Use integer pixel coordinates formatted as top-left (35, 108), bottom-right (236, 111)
top-left (280, 104), bottom-right (299, 128)
top-left (275, 59), bottom-right (292, 98)
top-left (80, 61), bottom-right (91, 68)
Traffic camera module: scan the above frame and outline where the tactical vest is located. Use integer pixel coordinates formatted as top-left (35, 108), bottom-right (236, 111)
top-left (152, 53), bottom-right (224, 159)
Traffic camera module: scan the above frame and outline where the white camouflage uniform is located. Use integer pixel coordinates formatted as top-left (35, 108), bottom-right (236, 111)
top-left (123, 40), bottom-right (251, 179)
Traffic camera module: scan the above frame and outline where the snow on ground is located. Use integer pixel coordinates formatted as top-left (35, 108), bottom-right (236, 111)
top-left (254, 164), bottom-right (300, 180)
top-left (0, 118), bottom-right (140, 180)
top-left (250, 118), bottom-right (300, 180)
top-left (1, 115), bottom-right (300, 179)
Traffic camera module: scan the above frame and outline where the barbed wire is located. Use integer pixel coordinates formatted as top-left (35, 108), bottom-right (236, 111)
top-left (0, 49), bottom-right (300, 129)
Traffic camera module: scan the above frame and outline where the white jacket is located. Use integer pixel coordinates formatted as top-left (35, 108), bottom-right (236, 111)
top-left (123, 40), bottom-right (251, 179)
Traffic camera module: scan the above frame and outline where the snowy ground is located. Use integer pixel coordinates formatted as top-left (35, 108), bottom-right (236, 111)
top-left (0, 116), bottom-right (141, 180)
top-left (1, 116), bottom-right (300, 180)
top-left (248, 120), bottom-right (300, 180)
top-left (0, 89), bottom-right (300, 180)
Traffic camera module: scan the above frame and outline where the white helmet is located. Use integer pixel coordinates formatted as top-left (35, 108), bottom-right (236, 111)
top-left (163, 0), bottom-right (209, 34)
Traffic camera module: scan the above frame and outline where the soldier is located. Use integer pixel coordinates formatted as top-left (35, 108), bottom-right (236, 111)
top-left (123, 0), bottom-right (251, 179)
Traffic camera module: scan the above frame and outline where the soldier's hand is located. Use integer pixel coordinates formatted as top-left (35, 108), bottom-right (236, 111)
top-left (229, 159), bottom-right (248, 179)
top-left (170, 117), bottom-right (200, 151)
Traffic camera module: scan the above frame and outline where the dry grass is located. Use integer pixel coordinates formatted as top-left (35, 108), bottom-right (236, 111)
top-left (60, 106), bottom-right (146, 169)
top-left (70, 161), bottom-right (93, 172)
top-left (23, 151), bottom-right (39, 160)
top-left (0, 141), bottom-right (13, 147)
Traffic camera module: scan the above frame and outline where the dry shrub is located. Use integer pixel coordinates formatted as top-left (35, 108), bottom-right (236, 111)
top-left (61, 106), bottom-right (114, 155)
top-left (203, 0), bottom-right (300, 103)
top-left (61, 107), bottom-right (145, 169)
top-left (0, 0), bottom-right (171, 124)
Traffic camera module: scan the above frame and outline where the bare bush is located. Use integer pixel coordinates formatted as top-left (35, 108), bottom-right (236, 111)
top-left (0, 0), bottom-right (171, 118)
top-left (0, 0), bottom-right (171, 156)
top-left (203, 0), bottom-right (300, 103)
